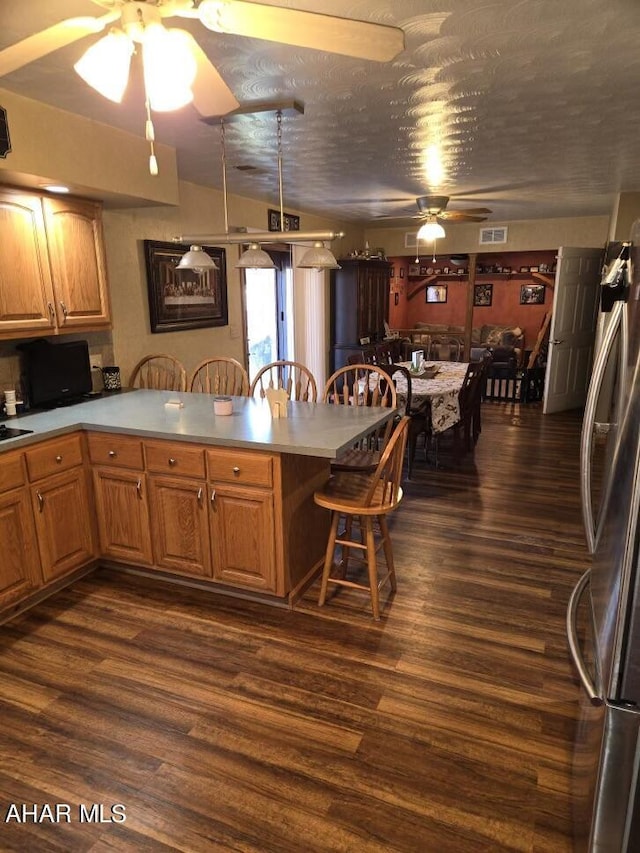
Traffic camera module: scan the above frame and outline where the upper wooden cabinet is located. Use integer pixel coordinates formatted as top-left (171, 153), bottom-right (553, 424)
top-left (42, 196), bottom-right (111, 329)
top-left (0, 188), bottom-right (111, 340)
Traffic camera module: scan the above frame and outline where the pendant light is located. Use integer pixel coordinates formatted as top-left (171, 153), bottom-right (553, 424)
top-left (176, 245), bottom-right (218, 274)
top-left (236, 242), bottom-right (276, 269)
top-left (298, 241), bottom-right (341, 271)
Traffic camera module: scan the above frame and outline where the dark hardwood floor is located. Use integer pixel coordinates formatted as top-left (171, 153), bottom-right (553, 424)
top-left (0, 402), bottom-right (588, 852)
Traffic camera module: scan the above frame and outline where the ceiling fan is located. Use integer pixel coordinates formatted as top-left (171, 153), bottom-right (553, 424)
top-left (379, 195), bottom-right (492, 224)
top-left (0, 0), bottom-right (406, 118)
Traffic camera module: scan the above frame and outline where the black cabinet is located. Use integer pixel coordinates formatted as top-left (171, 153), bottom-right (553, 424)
top-left (330, 259), bottom-right (391, 372)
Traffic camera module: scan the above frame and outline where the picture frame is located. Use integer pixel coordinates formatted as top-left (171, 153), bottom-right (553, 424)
top-left (143, 240), bottom-right (228, 333)
top-left (394, 292), bottom-right (399, 306)
top-left (408, 264), bottom-right (421, 277)
top-left (268, 208), bottom-right (300, 231)
top-left (474, 283), bottom-right (493, 307)
top-left (426, 284), bottom-right (447, 304)
top-left (520, 283), bottom-right (545, 305)
top-left (390, 266), bottom-right (395, 278)
top-left (519, 266), bottom-right (530, 273)
top-left (399, 268), bottom-right (405, 279)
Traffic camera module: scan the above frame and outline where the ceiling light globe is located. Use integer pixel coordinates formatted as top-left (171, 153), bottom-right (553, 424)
top-left (143, 25), bottom-right (196, 111)
top-left (74, 29), bottom-right (133, 103)
top-left (236, 244), bottom-right (276, 269)
top-left (416, 220), bottom-right (446, 241)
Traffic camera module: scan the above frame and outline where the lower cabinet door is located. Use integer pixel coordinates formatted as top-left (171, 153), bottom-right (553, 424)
top-left (0, 487), bottom-right (42, 609)
top-left (148, 475), bottom-right (211, 578)
top-left (92, 468), bottom-right (153, 565)
top-left (209, 485), bottom-right (276, 592)
top-left (31, 468), bottom-right (96, 583)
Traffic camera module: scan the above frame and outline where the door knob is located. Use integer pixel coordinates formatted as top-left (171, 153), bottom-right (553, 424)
top-left (550, 338), bottom-right (564, 345)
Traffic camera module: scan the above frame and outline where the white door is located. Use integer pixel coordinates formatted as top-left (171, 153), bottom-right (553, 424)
top-left (543, 246), bottom-right (603, 414)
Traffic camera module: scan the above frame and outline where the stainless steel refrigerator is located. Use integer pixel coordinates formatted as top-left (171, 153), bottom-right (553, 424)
top-left (568, 232), bottom-right (640, 851)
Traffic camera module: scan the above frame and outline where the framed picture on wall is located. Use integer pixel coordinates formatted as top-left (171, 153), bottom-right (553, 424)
top-left (426, 284), bottom-right (447, 304)
top-left (520, 283), bottom-right (545, 305)
top-left (394, 292), bottom-right (399, 306)
top-left (474, 283), bottom-right (493, 307)
top-left (143, 240), bottom-right (228, 333)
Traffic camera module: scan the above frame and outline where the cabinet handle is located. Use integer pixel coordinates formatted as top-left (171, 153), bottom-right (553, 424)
top-left (233, 466), bottom-right (240, 474)
top-left (55, 455), bottom-right (62, 464)
top-left (168, 457), bottom-right (176, 466)
top-left (197, 487), bottom-right (203, 505)
top-left (136, 478), bottom-right (142, 498)
top-left (47, 302), bottom-right (55, 325)
top-left (108, 450), bottom-right (117, 458)
top-left (36, 490), bottom-right (44, 512)
top-left (59, 301), bottom-right (68, 322)
top-left (210, 488), bottom-right (216, 505)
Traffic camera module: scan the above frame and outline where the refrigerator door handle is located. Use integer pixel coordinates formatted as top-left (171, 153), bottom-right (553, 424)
top-left (580, 299), bottom-right (624, 553)
top-left (566, 569), bottom-right (603, 705)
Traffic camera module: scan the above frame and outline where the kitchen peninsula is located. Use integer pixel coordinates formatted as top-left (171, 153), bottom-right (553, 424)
top-left (0, 390), bottom-right (395, 621)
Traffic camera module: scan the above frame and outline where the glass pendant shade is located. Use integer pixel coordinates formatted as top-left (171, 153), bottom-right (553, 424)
top-left (236, 243), bottom-right (276, 269)
top-left (416, 218), bottom-right (446, 241)
top-left (176, 245), bottom-right (218, 273)
top-left (142, 25), bottom-right (196, 111)
top-left (297, 242), bottom-right (341, 270)
top-left (74, 29), bottom-right (133, 103)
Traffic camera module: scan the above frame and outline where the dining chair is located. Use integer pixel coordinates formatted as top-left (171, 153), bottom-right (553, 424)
top-left (313, 416), bottom-right (409, 620)
top-left (323, 364), bottom-right (397, 473)
top-left (429, 338), bottom-right (462, 362)
top-left (129, 354), bottom-right (187, 391)
top-left (388, 363), bottom-right (431, 478)
top-left (433, 359), bottom-right (486, 464)
top-left (189, 357), bottom-right (250, 395)
top-left (250, 360), bottom-right (317, 402)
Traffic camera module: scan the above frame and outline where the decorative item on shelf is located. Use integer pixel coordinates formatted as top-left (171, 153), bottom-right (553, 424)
top-left (442, 266), bottom-right (449, 274)
top-left (530, 265), bottom-right (539, 273)
top-left (502, 266), bottom-right (512, 274)
top-left (519, 266), bottom-right (530, 273)
top-left (457, 267), bottom-right (466, 275)
top-left (265, 386), bottom-right (288, 418)
top-left (408, 264), bottom-right (421, 277)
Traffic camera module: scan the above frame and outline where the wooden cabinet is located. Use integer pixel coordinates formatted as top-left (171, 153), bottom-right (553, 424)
top-left (145, 440), bottom-right (211, 579)
top-left (0, 188), bottom-right (111, 340)
top-left (88, 433), bottom-right (153, 566)
top-left (25, 433), bottom-right (96, 583)
top-left (330, 259), bottom-right (391, 371)
top-left (0, 189), bottom-right (56, 336)
top-left (42, 196), bottom-right (111, 329)
top-left (0, 450), bottom-right (42, 610)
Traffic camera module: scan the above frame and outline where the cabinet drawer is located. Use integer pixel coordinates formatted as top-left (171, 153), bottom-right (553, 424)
top-left (0, 450), bottom-right (26, 491)
top-left (25, 433), bottom-right (84, 481)
top-left (207, 449), bottom-right (273, 488)
top-left (144, 441), bottom-right (206, 479)
top-left (87, 432), bottom-right (144, 470)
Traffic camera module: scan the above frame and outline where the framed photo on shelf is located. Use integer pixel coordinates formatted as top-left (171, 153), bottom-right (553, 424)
top-left (519, 266), bottom-right (530, 273)
top-left (143, 240), bottom-right (228, 333)
top-left (426, 284), bottom-right (447, 304)
top-left (474, 283), bottom-right (493, 307)
top-left (408, 264), bottom-right (421, 277)
top-left (520, 284), bottom-right (545, 305)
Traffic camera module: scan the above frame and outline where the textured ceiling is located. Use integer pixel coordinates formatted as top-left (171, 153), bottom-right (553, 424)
top-left (1, 0), bottom-right (640, 226)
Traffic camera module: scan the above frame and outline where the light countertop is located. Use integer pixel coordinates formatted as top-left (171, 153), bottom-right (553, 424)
top-left (0, 389), bottom-right (396, 458)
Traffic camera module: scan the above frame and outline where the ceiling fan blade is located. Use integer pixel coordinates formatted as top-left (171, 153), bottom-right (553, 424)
top-left (438, 212), bottom-right (488, 222)
top-left (0, 13), bottom-right (118, 77)
top-left (200, 0), bottom-right (405, 62)
top-left (448, 207), bottom-right (492, 215)
top-left (181, 32), bottom-right (240, 116)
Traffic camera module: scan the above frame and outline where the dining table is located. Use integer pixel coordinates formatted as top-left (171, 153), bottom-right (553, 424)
top-left (390, 360), bottom-right (469, 433)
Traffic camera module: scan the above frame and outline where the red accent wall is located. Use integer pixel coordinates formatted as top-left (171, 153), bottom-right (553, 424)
top-left (388, 251), bottom-right (556, 350)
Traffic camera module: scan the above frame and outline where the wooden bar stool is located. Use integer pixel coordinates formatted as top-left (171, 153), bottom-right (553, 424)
top-left (313, 417), bottom-right (409, 620)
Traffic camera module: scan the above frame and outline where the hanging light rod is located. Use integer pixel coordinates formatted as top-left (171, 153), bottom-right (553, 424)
top-left (200, 99), bottom-right (305, 124)
top-left (174, 230), bottom-right (345, 245)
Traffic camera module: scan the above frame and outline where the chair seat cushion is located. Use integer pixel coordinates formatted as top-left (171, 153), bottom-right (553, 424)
top-left (330, 447), bottom-right (380, 474)
top-left (315, 473), bottom-right (403, 514)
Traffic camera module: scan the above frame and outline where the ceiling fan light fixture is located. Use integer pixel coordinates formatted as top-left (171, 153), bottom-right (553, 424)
top-left (73, 28), bottom-right (133, 103)
top-left (417, 217), bottom-right (446, 242)
top-left (198, 0), bottom-right (226, 33)
top-left (297, 242), bottom-right (341, 271)
top-left (236, 243), bottom-right (276, 270)
top-left (176, 245), bottom-right (219, 273)
top-left (142, 25), bottom-right (196, 111)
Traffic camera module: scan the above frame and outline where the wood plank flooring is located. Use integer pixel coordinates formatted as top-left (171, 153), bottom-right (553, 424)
top-left (0, 402), bottom-right (588, 852)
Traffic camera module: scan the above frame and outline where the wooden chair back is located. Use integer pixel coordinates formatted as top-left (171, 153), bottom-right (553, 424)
top-left (189, 357), bottom-right (250, 395)
top-left (250, 360), bottom-right (317, 402)
top-left (129, 354), bottom-right (187, 391)
top-left (365, 415), bottom-right (410, 509)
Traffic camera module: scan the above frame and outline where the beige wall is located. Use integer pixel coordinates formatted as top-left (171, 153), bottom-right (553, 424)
top-left (365, 214), bottom-right (610, 257)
